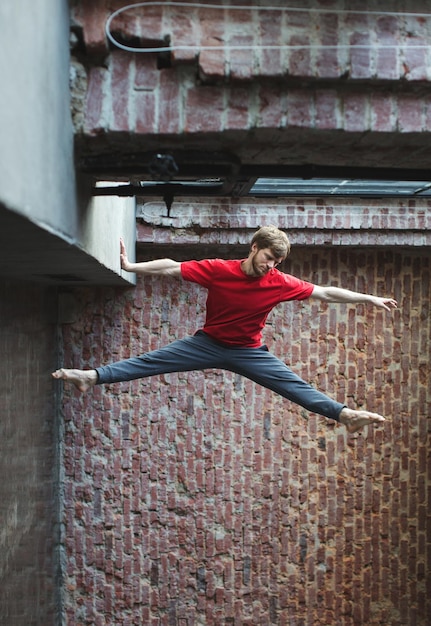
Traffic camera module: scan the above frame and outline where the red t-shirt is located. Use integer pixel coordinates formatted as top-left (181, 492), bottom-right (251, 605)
top-left (181, 259), bottom-right (314, 347)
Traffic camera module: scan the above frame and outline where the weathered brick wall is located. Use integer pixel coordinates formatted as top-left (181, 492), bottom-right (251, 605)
top-left (136, 197), bottom-right (431, 248)
top-left (66, 2), bottom-right (431, 623)
top-left (0, 282), bottom-right (60, 626)
top-left (73, 0), bottom-right (431, 82)
top-left (71, 1), bottom-right (431, 168)
top-left (60, 247), bottom-right (430, 625)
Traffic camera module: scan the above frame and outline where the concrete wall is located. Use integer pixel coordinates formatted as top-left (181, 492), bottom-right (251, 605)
top-left (0, 0), bottom-right (76, 234)
top-left (0, 0), bottom-right (136, 285)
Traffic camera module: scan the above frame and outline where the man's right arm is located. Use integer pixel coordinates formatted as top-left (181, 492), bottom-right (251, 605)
top-left (120, 238), bottom-right (182, 277)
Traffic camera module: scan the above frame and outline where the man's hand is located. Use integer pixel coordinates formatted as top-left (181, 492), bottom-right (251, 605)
top-left (119, 238), bottom-right (181, 276)
top-left (120, 238), bottom-right (132, 272)
top-left (370, 296), bottom-right (398, 311)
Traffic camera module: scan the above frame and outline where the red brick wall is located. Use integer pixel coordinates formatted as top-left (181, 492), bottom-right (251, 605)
top-left (71, 1), bottom-right (431, 168)
top-left (67, 2), bottom-right (431, 623)
top-left (136, 197), bottom-right (431, 248)
top-left (60, 247), bottom-right (430, 625)
top-left (74, 1), bottom-right (431, 82)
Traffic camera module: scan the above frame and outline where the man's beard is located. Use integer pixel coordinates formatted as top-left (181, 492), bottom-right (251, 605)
top-left (251, 256), bottom-right (268, 276)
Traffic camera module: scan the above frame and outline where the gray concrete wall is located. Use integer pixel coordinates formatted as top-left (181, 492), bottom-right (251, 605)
top-left (0, 0), bottom-right (136, 285)
top-left (0, 0), bottom-right (77, 234)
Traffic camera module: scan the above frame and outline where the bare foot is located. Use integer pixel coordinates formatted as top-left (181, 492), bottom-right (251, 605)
top-left (339, 408), bottom-right (385, 434)
top-left (52, 368), bottom-right (97, 393)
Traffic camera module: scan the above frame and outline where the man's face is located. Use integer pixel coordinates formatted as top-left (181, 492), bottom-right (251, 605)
top-left (250, 245), bottom-right (284, 276)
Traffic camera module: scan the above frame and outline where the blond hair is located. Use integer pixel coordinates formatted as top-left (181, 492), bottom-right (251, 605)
top-left (250, 226), bottom-right (291, 259)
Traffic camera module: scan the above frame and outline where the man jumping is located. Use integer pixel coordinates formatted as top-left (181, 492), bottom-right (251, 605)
top-left (53, 226), bottom-right (398, 434)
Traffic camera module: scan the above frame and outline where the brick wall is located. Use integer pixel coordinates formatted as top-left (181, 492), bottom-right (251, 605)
top-left (0, 282), bottom-right (60, 626)
top-left (135, 197), bottom-right (431, 248)
top-left (74, 0), bottom-right (431, 81)
top-left (59, 247), bottom-right (430, 625)
top-left (71, 1), bottom-right (431, 168)
top-left (66, 2), bottom-right (431, 624)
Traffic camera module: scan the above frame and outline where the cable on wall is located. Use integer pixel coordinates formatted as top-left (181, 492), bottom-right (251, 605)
top-left (105, 1), bottom-right (431, 54)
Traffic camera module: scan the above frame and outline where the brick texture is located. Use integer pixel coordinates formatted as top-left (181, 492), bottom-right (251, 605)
top-left (71, 2), bottom-right (431, 169)
top-left (59, 247), bottom-right (431, 625)
top-left (135, 197), bottom-right (431, 249)
top-left (79, 49), bottom-right (431, 137)
top-left (67, 2), bottom-right (431, 623)
top-left (0, 282), bottom-right (59, 626)
top-left (73, 1), bottom-right (431, 82)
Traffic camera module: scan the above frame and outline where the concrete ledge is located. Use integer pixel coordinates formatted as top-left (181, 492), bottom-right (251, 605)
top-left (0, 202), bottom-right (136, 286)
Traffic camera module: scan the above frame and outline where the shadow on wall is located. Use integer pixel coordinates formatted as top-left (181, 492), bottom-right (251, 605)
top-left (0, 281), bottom-right (60, 626)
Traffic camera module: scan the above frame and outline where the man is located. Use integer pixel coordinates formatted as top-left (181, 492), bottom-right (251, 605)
top-left (52, 226), bottom-right (398, 434)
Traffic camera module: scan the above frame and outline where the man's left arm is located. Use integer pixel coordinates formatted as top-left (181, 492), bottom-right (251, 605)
top-left (310, 285), bottom-right (398, 311)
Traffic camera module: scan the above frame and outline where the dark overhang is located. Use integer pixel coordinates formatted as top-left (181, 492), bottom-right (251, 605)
top-left (81, 151), bottom-right (431, 215)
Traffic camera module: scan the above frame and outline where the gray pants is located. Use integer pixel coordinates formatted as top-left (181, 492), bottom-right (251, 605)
top-left (96, 331), bottom-right (345, 421)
